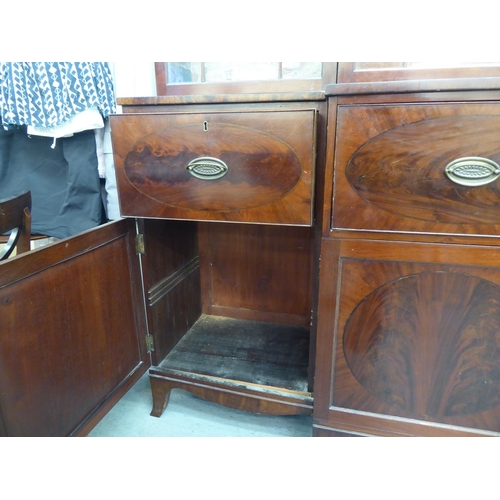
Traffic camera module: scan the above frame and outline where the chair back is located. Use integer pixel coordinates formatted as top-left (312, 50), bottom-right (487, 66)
top-left (0, 191), bottom-right (32, 260)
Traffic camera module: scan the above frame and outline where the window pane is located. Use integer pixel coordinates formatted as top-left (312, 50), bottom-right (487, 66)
top-left (282, 62), bottom-right (322, 79)
top-left (167, 63), bottom-right (202, 83)
top-left (204, 62), bottom-right (279, 82)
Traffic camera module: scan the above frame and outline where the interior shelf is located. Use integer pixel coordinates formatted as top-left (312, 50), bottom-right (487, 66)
top-left (153, 314), bottom-right (310, 394)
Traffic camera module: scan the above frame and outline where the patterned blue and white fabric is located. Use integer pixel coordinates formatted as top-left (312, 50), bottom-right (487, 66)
top-left (0, 62), bottom-right (116, 128)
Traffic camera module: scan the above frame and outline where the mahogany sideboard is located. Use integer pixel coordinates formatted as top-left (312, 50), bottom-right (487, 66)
top-left (3, 63), bottom-right (500, 437)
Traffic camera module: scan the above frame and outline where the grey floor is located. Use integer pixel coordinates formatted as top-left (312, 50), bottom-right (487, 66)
top-left (88, 372), bottom-right (313, 437)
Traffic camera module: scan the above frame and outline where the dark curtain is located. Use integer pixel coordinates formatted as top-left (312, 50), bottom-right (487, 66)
top-left (0, 62), bottom-right (116, 239)
top-left (0, 126), bottom-right (102, 238)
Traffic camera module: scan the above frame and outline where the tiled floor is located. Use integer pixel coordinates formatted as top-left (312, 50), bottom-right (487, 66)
top-left (88, 372), bottom-right (313, 437)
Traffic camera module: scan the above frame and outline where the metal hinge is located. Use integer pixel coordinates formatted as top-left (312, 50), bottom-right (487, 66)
top-left (145, 334), bottom-right (155, 353)
top-left (135, 233), bottom-right (145, 255)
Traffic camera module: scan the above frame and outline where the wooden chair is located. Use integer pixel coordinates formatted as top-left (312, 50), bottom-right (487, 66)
top-left (0, 191), bottom-right (32, 260)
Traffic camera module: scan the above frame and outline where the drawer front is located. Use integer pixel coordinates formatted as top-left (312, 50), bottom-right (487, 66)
top-left (333, 103), bottom-right (500, 235)
top-left (110, 110), bottom-right (316, 225)
top-left (315, 238), bottom-right (500, 436)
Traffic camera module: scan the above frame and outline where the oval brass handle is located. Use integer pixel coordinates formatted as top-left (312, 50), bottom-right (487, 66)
top-left (445, 157), bottom-right (500, 187)
top-left (187, 157), bottom-right (228, 180)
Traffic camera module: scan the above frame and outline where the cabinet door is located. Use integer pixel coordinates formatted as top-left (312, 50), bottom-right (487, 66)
top-left (0, 219), bottom-right (149, 436)
top-left (314, 238), bottom-right (500, 436)
top-left (137, 218), bottom-right (202, 365)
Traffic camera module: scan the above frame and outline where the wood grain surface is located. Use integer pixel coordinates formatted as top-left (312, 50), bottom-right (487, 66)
top-left (110, 110), bottom-right (316, 225)
top-left (320, 238), bottom-right (500, 434)
top-left (333, 103), bottom-right (500, 235)
top-left (344, 271), bottom-right (500, 418)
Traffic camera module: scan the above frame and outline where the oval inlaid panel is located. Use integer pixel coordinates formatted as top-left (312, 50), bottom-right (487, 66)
top-left (344, 271), bottom-right (500, 418)
top-left (346, 115), bottom-right (500, 224)
top-left (123, 123), bottom-right (302, 212)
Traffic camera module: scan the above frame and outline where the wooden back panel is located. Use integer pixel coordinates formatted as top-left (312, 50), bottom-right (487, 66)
top-left (199, 223), bottom-right (314, 327)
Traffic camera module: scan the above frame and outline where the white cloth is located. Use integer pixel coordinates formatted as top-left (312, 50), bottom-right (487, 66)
top-left (27, 107), bottom-right (104, 139)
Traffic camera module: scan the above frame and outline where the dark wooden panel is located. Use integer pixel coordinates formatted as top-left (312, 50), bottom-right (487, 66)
top-left (140, 219), bottom-right (199, 286)
top-left (0, 220), bottom-right (148, 436)
top-left (148, 265), bottom-right (202, 364)
top-left (316, 237), bottom-right (500, 435)
top-left (120, 100), bottom-right (323, 114)
top-left (329, 79), bottom-right (500, 97)
top-left (139, 219), bottom-right (202, 365)
top-left (200, 223), bottom-right (314, 326)
top-left (0, 409), bottom-right (6, 437)
top-left (110, 110), bottom-right (316, 225)
top-left (333, 103), bottom-right (500, 235)
top-left (344, 271), bottom-right (500, 418)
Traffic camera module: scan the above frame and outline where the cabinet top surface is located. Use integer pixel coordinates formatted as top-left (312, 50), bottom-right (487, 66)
top-left (327, 77), bottom-right (500, 97)
top-left (116, 92), bottom-right (326, 107)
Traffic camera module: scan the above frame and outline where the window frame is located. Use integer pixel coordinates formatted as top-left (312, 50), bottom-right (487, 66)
top-left (154, 62), bottom-right (337, 96)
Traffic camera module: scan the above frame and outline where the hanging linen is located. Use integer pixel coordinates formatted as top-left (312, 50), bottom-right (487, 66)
top-left (0, 62), bottom-right (117, 237)
top-left (0, 62), bottom-right (116, 129)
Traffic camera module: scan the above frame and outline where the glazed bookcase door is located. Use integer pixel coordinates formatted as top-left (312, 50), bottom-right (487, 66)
top-left (314, 237), bottom-right (500, 437)
top-left (155, 62), bottom-right (337, 95)
top-left (337, 62), bottom-right (500, 84)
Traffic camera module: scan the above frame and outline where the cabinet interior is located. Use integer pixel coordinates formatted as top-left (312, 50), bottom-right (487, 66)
top-left (141, 218), bottom-right (315, 415)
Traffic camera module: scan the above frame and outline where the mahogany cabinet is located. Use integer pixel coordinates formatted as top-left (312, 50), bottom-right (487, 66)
top-left (313, 66), bottom-right (500, 436)
top-left (109, 95), bottom-right (328, 418)
top-left (5, 63), bottom-right (500, 437)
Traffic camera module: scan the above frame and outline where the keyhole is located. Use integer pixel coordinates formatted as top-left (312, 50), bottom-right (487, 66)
top-left (203, 121), bottom-right (208, 132)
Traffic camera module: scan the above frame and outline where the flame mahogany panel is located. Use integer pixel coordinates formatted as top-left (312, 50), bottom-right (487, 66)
top-left (110, 110), bottom-right (316, 225)
top-left (326, 239), bottom-right (500, 434)
top-left (333, 103), bottom-right (500, 235)
top-left (344, 271), bottom-right (500, 418)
